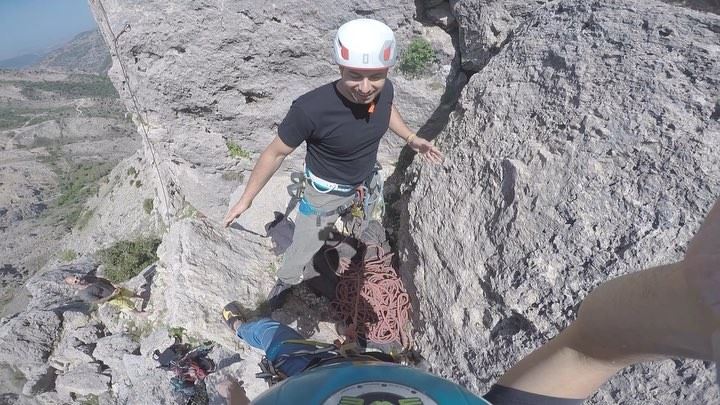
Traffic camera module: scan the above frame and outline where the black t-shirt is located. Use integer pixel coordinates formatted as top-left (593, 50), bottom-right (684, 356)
top-left (76, 277), bottom-right (115, 303)
top-left (278, 79), bottom-right (394, 185)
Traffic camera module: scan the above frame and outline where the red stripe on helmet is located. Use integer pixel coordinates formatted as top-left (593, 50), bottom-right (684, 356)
top-left (338, 39), bottom-right (349, 60)
top-left (383, 46), bottom-right (391, 61)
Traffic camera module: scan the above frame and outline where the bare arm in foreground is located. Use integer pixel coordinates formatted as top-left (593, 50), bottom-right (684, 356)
top-left (496, 199), bottom-right (720, 399)
top-left (223, 136), bottom-right (295, 227)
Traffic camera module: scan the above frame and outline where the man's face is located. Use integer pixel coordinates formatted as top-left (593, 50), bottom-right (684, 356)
top-left (64, 275), bottom-right (82, 287)
top-left (337, 67), bottom-right (388, 104)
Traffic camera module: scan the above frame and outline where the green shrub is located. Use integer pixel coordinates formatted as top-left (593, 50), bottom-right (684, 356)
top-left (50, 161), bottom-right (112, 230)
top-left (221, 171), bottom-right (245, 182)
top-left (399, 37), bottom-right (436, 77)
top-left (78, 394), bottom-right (99, 405)
top-left (143, 198), bottom-right (154, 214)
top-left (226, 141), bottom-right (251, 159)
top-left (59, 249), bottom-right (78, 262)
top-left (17, 75), bottom-right (119, 99)
top-left (168, 326), bottom-right (186, 340)
top-left (96, 237), bottom-right (161, 283)
top-left (20, 86), bottom-right (41, 100)
top-left (57, 162), bottom-right (115, 208)
top-left (179, 203), bottom-right (198, 219)
top-left (126, 319), bottom-right (156, 342)
top-left (0, 107), bottom-right (31, 130)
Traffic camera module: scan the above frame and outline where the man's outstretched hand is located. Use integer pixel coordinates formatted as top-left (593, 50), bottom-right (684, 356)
top-left (223, 200), bottom-right (251, 228)
top-left (408, 136), bottom-right (444, 164)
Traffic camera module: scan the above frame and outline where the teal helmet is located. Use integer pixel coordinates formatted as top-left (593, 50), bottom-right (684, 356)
top-left (253, 361), bottom-right (490, 405)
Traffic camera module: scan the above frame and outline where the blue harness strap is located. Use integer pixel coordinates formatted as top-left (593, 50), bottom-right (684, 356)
top-left (304, 167), bottom-right (356, 194)
top-left (297, 166), bottom-right (382, 226)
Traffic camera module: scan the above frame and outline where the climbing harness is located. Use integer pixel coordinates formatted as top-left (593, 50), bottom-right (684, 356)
top-left (333, 245), bottom-right (412, 347)
top-left (256, 339), bottom-right (338, 386)
top-left (153, 340), bottom-right (216, 403)
top-left (255, 339), bottom-right (397, 387)
top-left (292, 166), bottom-right (384, 229)
top-left (304, 167), bottom-right (357, 194)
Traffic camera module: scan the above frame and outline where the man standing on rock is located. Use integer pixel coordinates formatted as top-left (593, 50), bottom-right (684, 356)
top-left (223, 18), bottom-right (442, 306)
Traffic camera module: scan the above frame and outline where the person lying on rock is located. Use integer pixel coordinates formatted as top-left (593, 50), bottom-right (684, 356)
top-left (220, 301), bottom-right (485, 404)
top-left (64, 273), bottom-right (145, 314)
top-left (222, 18), bottom-right (443, 309)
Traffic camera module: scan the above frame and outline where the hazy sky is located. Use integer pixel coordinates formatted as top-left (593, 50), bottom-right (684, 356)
top-left (0, 0), bottom-right (98, 61)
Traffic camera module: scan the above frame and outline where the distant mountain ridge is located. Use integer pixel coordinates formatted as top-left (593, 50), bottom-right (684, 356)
top-left (32, 29), bottom-right (111, 74)
top-left (0, 53), bottom-right (44, 69)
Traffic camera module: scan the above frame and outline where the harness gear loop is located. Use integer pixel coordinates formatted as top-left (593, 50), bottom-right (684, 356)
top-left (285, 171), bottom-right (306, 218)
top-left (298, 165), bottom-right (383, 229)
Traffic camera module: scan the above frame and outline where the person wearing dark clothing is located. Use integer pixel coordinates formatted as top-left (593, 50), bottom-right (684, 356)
top-left (65, 274), bottom-right (144, 313)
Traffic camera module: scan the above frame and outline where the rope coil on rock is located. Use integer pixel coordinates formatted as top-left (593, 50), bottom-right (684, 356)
top-left (333, 245), bottom-right (411, 348)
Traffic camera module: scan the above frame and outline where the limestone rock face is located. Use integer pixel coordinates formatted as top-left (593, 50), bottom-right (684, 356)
top-left (24, 259), bottom-right (96, 311)
top-left (399, 0), bottom-right (720, 402)
top-left (0, 310), bottom-right (61, 375)
top-left (93, 334), bottom-right (140, 370)
top-left (115, 353), bottom-right (176, 405)
top-left (451, 0), bottom-right (545, 71)
top-left (4, 0), bottom-right (717, 403)
top-left (54, 363), bottom-right (111, 399)
top-left (150, 218), bottom-right (276, 346)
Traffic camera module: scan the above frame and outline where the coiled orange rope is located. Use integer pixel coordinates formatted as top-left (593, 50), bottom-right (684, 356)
top-left (333, 245), bottom-right (411, 347)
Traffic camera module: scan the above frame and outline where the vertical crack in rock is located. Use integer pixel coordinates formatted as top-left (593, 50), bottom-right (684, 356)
top-left (500, 159), bottom-right (517, 206)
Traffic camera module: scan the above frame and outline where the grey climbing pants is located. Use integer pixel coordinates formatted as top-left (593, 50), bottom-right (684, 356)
top-left (276, 170), bottom-right (383, 285)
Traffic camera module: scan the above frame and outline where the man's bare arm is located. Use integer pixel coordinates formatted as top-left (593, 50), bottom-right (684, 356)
top-left (388, 104), bottom-right (443, 164)
top-left (223, 136), bottom-right (295, 227)
top-left (388, 104), bottom-right (415, 141)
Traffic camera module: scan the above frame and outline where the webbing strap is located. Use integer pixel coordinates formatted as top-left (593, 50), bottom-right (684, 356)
top-left (300, 166), bottom-right (383, 226)
top-left (305, 167), bottom-right (356, 194)
top-left (281, 339), bottom-right (336, 348)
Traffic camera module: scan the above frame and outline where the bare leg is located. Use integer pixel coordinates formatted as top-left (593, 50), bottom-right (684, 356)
top-left (497, 198), bottom-right (720, 398)
top-left (685, 199), bottom-right (720, 316)
top-left (498, 261), bottom-right (716, 398)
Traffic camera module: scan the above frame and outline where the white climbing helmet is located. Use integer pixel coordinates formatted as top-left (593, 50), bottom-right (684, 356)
top-left (333, 18), bottom-right (396, 70)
